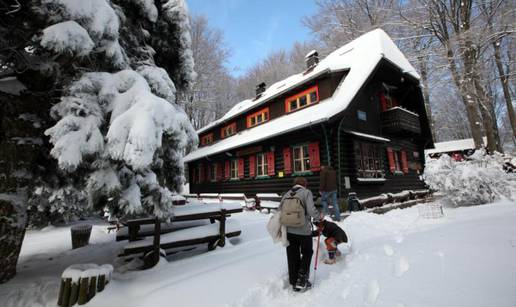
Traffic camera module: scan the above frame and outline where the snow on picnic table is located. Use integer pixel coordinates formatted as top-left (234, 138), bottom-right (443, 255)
top-left (124, 219), bottom-right (241, 249)
top-left (2, 200), bottom-right (516, 307)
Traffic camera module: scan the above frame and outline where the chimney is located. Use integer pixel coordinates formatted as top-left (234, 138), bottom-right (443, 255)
top-left (255, 82), bottom-right (266, 98)
top-left (305, 50), bottom-right (319, 69)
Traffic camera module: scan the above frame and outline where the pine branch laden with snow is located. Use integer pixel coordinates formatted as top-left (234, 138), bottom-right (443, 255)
top-left (38, 0), bottom-right (128, 67)
top-left (40, 21), bottom-right (94, 56)
top-left (160, 0), bottom-right (197, 87)
top-left (423, 150), bottom-right (516, 207)
top-left (45, 69), bottom-right (196, 218)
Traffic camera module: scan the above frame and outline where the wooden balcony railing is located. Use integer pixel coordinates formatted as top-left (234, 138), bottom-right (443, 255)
top-left (381, 107), bottom-right (421, 135)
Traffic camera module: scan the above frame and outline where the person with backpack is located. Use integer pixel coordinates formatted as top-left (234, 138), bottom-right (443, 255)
top-left (319, 165), bottom-right (341, 221)
top-left (314, 219), bottom-right (348, 264)
top-left (278, 177), bottom-right (321, 292)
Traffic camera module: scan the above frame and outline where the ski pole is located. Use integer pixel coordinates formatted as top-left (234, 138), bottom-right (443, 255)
top-left (313, 225), bottom-right (322, 286)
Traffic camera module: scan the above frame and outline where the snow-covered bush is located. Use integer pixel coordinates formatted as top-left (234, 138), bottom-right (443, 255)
top-left (27, 185), bottom-right (91, 228)
top-left (424, 150), bottom-right (516, 207)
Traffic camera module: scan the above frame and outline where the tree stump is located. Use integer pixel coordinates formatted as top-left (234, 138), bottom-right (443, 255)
top-left (59, 264), bottom-right (113, 306)
top-left (70, 224), bottom-right (92, 249)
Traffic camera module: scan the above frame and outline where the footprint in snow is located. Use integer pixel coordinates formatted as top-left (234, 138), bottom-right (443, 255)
top-left (394, 235), bottom-right (404, 244)
top-left (394, 256), bottom-right (410, 277)
top-left (383, 245), bottom-right (394, 256)
top-left (365, 279), bottom-right (380, 305)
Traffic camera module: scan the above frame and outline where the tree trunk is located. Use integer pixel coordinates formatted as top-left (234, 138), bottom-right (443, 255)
top-left (418, 55), bottom-right (435, 141)
top-left (474, 78), bottom-right (501, 153)
top-left (493, 40), bottom-right (516, 140)
top-left (0, 198), bottom-right (27, 283)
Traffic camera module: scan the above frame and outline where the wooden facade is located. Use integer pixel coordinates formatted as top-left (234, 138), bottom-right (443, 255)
top-left (186, 54), bottom-right (433, 200)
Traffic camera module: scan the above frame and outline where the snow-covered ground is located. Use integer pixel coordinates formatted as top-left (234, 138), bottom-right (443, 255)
top-left (2, 200), bottom-right (516, 307)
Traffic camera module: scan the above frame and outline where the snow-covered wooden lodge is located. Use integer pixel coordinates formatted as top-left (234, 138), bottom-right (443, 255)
top-left (183, 29), bottom-right (434, 199)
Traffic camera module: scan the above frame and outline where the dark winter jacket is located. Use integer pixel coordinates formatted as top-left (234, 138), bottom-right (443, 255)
top-left (317, 220), bottom-right (348, 243)
top-left (319, 166), bottom-right (337, 192)
top-left (279, 185), bottom-right (320, 236)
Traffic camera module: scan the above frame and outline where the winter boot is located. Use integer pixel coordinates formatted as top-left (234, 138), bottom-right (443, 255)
top-left (323, 258), bottom-right (336, 264)
top-left (294, 272), bottom-right (309, 292)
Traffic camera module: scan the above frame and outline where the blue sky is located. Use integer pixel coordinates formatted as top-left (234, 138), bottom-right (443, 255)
top-left (187, 0), bottom-right (318, 77)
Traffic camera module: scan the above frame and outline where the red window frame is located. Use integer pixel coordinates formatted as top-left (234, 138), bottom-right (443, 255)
top-left (220, 122), bottom-right (237, 139)
top-left (200, 133), bottom-right (214, 146)
top-left (285, 85), bottom-right (319, 113)
top-left (246, 107), bottom-right (269, 128)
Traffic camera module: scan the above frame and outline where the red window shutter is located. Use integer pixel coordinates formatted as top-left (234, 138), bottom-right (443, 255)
top-left (267, 151), bottom-right (275, 176)
top-left (379, 93), bottom-right (388, 112)
top-left (199, 163), bottom-right (205, 182)
top-left (401, 150), bottom-right (409, 174)
top-left (308, 142), bottom-right (321, 172)
top-left (386, 148), bottom-right (395, 174)
top-left (237, 158), bottom-right (245, 179)
top-left (249, 155), bottom-right (256, 178)
top-left (216, 163), bottom-right (223, 181)
top-left (283, 147), bottom-right (292, 175)
top-left (224, 161), bottom-right (230, 179)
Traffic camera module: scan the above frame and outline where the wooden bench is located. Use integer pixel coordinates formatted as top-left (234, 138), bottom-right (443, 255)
top-left (121, 218), bottom-right (241, 257)
top-left (256, 193), bottom-right (282, 213)
top-left (185, 193), bottom-right (256, 209)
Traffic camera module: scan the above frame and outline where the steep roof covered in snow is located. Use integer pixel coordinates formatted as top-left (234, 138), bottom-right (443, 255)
top-left (425, 137), bottom-right (488, 155)
top-left (184, 29), bottom-right (419, 163)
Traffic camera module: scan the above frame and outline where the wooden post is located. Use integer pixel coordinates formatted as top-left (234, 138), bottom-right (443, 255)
top-left (68, 280), bottom-right (79, 306)
top-left (129, 224), bottom-right (140, 242)
top-left (60, 278), bottom-right (71, 307)
top-left (152, 216), bottom-right (161, 266)
top-left (77, 277), bottom-right (89, 305)
top-left (218, 209), bottom-right (226, 247)
top-left (88, 275), bottom-right (97, 300)
top-left (97, 274), bottom-right (106, 292)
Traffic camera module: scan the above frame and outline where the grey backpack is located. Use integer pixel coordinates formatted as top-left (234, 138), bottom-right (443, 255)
top-left (279, 190), bottom-right (306, 227)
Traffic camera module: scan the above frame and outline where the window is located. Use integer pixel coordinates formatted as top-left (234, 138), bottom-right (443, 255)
top-left (256, 153), bottom-right (268, 176)
top-left (393, 150), bottom-right (402, 172)
top-left (200, 133), bottom-right (213, 146)
top-left (230, 160), bottom-right (238, 179)
top-left (354, 142), bottom-right (384, 179)
top-left (357, 110), bottom-right (367, 121)
top-left (247, 108), bottom-right (269, 128)
top-left (293, 145), bottom-right (310, 173)
top-left (220, 122), bottom-right (236, 138)
top-left (386, 147), bottom-right (408, 174)
top-left (285, 85), bottom-right (319, 113)
top-left (209, 163), bottom-right (217, 181)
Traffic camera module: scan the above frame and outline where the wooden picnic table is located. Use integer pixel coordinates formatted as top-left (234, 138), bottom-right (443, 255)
top-left (120, 203), bottom-right (242, 242)
top-left (118, 203), bottom-right (243, 267)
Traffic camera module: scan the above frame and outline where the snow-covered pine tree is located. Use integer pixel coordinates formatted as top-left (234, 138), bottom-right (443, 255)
top-left (38, 0), bottom-right (197, 219)
top-left (1, 0), bottom-right (197, 282)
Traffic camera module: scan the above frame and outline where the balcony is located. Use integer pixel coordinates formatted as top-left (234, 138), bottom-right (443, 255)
top-left (381, 107), bottom-right (421, 135)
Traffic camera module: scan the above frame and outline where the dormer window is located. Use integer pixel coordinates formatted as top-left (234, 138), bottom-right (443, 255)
top-left (285, 85), bottom-right (319, 113)
top-left (247, 107), bottom-right (269, 128)
top-left (221, 122), bottom-right (237, 139)
top-left (200, 133), bottom-right (213, 146)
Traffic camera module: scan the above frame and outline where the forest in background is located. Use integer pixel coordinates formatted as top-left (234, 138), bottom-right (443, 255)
top-left (181, 0), bottom-right (515, 152)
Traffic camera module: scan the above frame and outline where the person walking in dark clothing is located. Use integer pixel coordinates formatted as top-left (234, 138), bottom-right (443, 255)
top-left (319, 165), bottom-right (341, 221)
top-left (315, 219), bottom-right (348, 264)
top-left (279, 177), bottom-right (320, 292)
